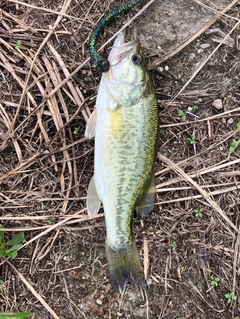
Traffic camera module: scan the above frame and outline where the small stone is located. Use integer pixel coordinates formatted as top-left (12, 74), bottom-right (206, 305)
top-left (96, 299), bottom-right (102, 305)
top-left (63, 256), bottom-right (70, 261)
top-left (165, 65), bottom-right (169, 71)
top-left (212, 99), bottom-right (223, 110)
top-left (157, 66), bottom-right (164, 73)
top-left (200, 43), bottom-right (211, 49)
top-left (189, 53), bottom-right (196, 60)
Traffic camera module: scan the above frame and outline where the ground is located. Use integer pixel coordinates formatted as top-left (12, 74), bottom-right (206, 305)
top-left (0, 0), bottom-right (240, 318)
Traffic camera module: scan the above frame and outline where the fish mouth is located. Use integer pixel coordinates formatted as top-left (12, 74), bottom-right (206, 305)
top-left (113, 30), bottom-right (126, 47)
top-left (108, 31), bottom-right (139, 66)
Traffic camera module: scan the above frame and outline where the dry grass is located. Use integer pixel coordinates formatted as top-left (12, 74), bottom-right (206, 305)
top-left (0, 0), bottom-right (240, 318)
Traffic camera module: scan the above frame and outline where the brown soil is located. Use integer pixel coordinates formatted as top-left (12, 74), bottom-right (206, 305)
top-left (0, 0), bottom-right (240, 318)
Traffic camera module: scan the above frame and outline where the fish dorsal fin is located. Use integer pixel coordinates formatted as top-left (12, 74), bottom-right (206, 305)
top-left (135, 172), bottom-right (156, 219)
top-left (85, 109), bottom-right (97, 139)
top-left (86, 175), bottom-right (102, 216)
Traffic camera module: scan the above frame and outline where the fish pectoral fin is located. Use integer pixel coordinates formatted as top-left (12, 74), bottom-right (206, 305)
top-left (86, 175), bottom-right (101, 216)
top-left (85, 109), bottom-right (97, 139)
top-left (108, 100), bottom-right (119, 111)
top-left (135, 172), bottom-right (156, 219)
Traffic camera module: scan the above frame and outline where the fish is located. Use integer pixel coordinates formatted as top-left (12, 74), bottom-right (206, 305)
top-left (85, 31), bottom-right (159, 293)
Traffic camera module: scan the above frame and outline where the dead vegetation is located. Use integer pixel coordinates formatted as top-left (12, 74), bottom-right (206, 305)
top-left (0, 0), bottom-right (240, 318)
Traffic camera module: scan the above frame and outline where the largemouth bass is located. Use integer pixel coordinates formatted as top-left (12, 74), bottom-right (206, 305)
top-left (85, 31), bottom-right (159, 292)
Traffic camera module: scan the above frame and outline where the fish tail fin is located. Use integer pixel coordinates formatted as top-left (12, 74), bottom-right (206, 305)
top-left (105, 240), bottom-right (146, 293)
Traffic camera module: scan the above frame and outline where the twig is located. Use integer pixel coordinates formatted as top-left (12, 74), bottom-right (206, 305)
top-left (157, 184), bottom-right (240, 205)
top-left (167, 18), bottom-right (240, 105)
top-left (7, 260), bottom-right (60, 319)
top-left (159, 154), bottom-right (240, 237)
top-left (1, 0), bottom-right (72, 152)
top-left (149, 0), bottom-right (240, 69)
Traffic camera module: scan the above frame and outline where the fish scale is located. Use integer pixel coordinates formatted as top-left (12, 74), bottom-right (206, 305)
top-left (99, 125), bottom-right (148, 245)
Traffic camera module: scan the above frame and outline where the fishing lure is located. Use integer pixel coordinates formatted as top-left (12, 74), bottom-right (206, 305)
top-left (89, 0), bottom-right (144, 72)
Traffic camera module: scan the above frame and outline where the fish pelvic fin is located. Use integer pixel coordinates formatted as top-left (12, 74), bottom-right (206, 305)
top-left (106, 241), bottom-right (146, 293)
top-left (86, 175), bottom-right (101, 216)
top-left (135, 171), bottom-right (156, 219)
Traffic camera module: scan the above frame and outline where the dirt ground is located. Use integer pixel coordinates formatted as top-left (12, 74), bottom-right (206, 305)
top-left (0, 0), bottom-right (240, 318)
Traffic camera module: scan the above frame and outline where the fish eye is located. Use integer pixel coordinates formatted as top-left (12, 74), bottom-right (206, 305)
top-left (131, 54), bottom-right (143, 66)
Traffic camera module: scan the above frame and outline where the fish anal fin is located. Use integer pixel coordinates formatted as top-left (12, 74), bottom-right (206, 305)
top-left (135, 173), bottom-right (156, 219)
top-left (85, 109), bottom-right (97, 139)
top-left (106, 241), bottom-right (146, 293)
top-left (86, 175), bottom-right (101, 216)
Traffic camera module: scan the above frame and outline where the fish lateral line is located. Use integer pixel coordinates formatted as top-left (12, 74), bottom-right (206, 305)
top-left (89, 0), bottom-right (144, 72)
